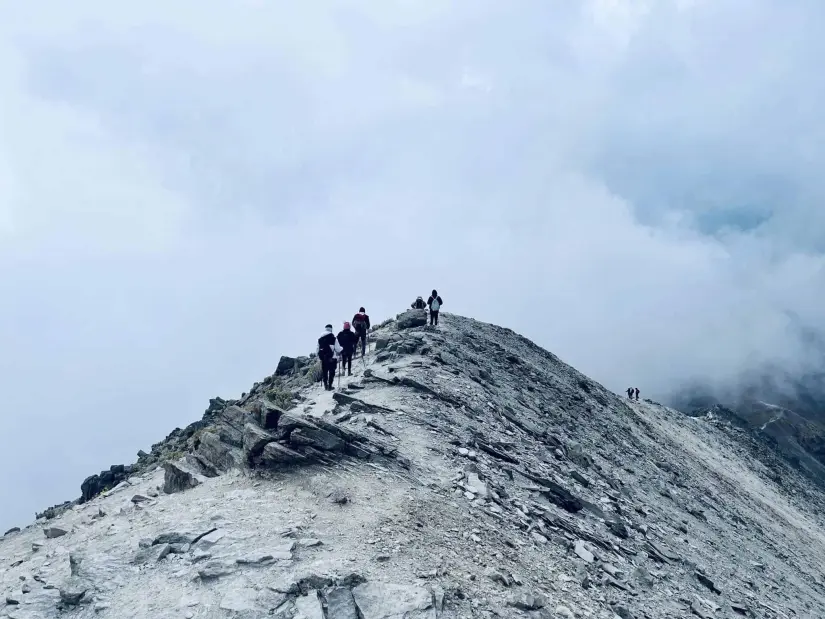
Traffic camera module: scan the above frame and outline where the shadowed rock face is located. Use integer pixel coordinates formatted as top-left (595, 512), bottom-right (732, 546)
top-left (5, 312), bottom-right (825, 619)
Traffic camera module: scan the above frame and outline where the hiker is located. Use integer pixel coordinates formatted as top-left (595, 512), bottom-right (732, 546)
top-left (337, 322), bottom-right (358, 377)
top-left (317, 324), bottom-right (342, 391)
top-left (427, 290), bottom-right (443, 326)
top-left (634, 387), bottom-right (640, 401)
top-left (411, 296), bottom-right (427, 310)
top-left (352, 307), bottom-right (371, 357)
top-left (626, 387), bottom-right (633, 399)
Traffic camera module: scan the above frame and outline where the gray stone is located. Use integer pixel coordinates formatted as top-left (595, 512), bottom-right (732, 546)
top-left (290, 426), bottom-right (346, 451)
top-left (294, 591), bottom-right (325, 619)
top-left (133, 543), bottom-right (171, 565)
top-left (275, 413), bottom-right (317, 440)
top-left (193, 529), bottom-right (226, 550)
top-left (162, 461), bottom-right (205, 494)
top-left (59, 584), bottom-right (88, 606)
top-left (464, 472), bottom-right (489, 499)
top-left (352, 582), bottom-right (435, 619)
top-left (573, 540), bottom-right (594, 563)
top-left (261, 442), bottom-right (307, 466)
top-left (508, 592), bottom-right (547, 610)
top-left (43, 527), bottom-right (68, 539)
top-left (130, 494), bottom-right (150, 504)
top-left (396, 310), bottom-right (428, 330)
top-left (4, 527), bottom-right (21, 536)
top-left (198, 561), bottom-right (236, 580)
top-left (195, 431), bottom-right (244, 473)
top-left (326, 587), bottom-right (359, 619)
top-left (243, 423), bottom-right (276, 461)
top-left (153, 532), bottom-right (193, 545)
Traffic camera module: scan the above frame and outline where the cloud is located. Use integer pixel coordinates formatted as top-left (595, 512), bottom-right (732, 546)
top-left (0, 0), bottom-right (823, 528)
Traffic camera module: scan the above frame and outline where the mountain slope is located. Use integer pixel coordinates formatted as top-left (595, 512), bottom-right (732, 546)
top-left (2, 311), bottom-right (825, 619)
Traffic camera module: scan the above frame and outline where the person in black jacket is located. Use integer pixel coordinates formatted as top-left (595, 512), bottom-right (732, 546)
top-left (427, 290), bottom-right (443, 326)
top-left (411, 296), bottom-right (426, 309)
top-left (352, 307), bottom-right (371, 357)
top-left (337, 322), bottom-right (358, 376)
top-left (317, 324), bottom-right (342, 390)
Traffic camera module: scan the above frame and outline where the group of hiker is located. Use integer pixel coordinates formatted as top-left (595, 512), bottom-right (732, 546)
top-left (317, 308), bottom-right (371, 390)
top-left (411, 290), bottom-right (443, 326)
top-left (626, 387), bottom-right (640, 401)
top-left (317, 291), bottom-right (444, 391)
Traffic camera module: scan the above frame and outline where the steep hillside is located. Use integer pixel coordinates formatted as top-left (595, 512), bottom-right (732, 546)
top-left (2, 311), bottom-right (825, 619)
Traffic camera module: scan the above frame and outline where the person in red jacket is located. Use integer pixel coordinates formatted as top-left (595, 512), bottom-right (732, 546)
top-left (427, 290), bottom-right (443, 326)
top-left (352, 307), bottom-right (370, 357)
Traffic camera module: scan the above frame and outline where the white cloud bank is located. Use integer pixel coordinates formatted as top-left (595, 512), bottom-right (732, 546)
top-left (0, 0), bottom-right (823, 528)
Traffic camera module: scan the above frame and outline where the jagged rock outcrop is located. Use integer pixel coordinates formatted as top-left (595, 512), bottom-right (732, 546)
top-left (3, 311), bottom-right (825, 619)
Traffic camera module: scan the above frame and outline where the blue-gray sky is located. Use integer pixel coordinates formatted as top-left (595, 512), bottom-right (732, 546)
top-left (1, 0), bottom-right (823, 529)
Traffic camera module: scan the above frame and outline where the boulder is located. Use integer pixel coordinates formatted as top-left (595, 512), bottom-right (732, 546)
top-left (261, 443), bottom-right (307, 466)
top-left (275, 356), bottom-right (298, 376)
top-left (44, 527), bottom-right (68, 539)
top-left (3, 527), bottom-right (21, 537)
top-left (326, 588), bottom-right (359, 619)
top-left (351, 583), bottom-right (435, 619)
top-left (508, 592), bottom-right (547, 610)
top-left (162, 461), bottom-right (205, 494)
top-left (396, 310), bottom-right (428, 330)
top-left (294, 591), bottom-right (325, 619)
top-left (260, 401), bottom-right (285, 430)
top-left (195, 431), bottom-right (244, 473)
top-left (133, 543), bottom-right (171, 565)
top-left (243, 423), bottom-right (276, 462)
top-left (275, 413), bottom-right (317, 440)
top-left (290, 426), bottom-right (346, 452)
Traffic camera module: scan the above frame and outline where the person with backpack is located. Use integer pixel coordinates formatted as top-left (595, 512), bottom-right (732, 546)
top-left (337, 322), bottom-right (358, 376)
top-left (352, 307), bottom-right (371, 357)
top-left (411, 296), bottom-right (427, 309)
top-left (427, 290), bottom-right (443, 326)
top-left (317, 324), bottom-right (343, 390)
top-left (634, 387), bottom-right (640, 401)
top-left (626, 387), bottom-right (634, 400)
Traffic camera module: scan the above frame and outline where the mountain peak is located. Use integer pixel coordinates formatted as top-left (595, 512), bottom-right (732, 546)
top-left (3, 310), bottom-right (825, 618)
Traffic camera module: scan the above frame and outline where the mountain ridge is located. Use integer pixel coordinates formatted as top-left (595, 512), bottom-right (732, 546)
top-left (2, 310), bottom-right (825, 619)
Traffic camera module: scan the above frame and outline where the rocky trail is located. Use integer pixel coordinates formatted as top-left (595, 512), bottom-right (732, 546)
top-left (2, 310), bottom-right (825, 619)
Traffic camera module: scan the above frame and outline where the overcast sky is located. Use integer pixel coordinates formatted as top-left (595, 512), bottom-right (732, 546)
top-left (1, 0), bottom-right (823, 530)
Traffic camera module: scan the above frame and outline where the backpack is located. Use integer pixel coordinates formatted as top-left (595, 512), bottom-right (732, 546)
top-left (353, 314), bottom-right (367, 332)
top-left (430, 298), bottom-right (441, 311)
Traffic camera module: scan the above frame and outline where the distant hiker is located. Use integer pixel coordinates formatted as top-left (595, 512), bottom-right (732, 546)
top-left (317, 324), bottom-right (342, 391)
top-left (337, 322), bottom-right (358, 377)
top-left (427, 290), bottom-right (443, 326)
top-left (626, 387), bottom-right (633, 399)
top-left (352, 307), bottom-right (371, 357)
top-left (411, 296), bottom-right (427, 310)
top-left (634, 387), bottom-right (640, 401)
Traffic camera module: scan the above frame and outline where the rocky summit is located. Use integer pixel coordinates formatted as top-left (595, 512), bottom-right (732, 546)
top-left (2, 311), bottom-right (825, 619)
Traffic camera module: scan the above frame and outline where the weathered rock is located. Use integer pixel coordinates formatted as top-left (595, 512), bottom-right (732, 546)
top-left (275, 413), bottom-right (317, 440)
top-left (276, 356), bottom-right (299, 376)
top-left (261, 442), bottom-right (308, 466)
top-left (195, 430), bottom-right (244, 473)
top-left (80, 464), bottom-right (131, 503)
top-left (153, 532), bottom-right (193, 545)
top-left (396, 310), bottom-right (428, 330)
top-left (290, 426), bottom-right (346, 451)
top-left (351, 582), bottom-right (435, 619)
top-left (695, 571), bottom-right (722, 595)
top-left (133, 543), bottom-right (171, 565)
top-left (162, 461), bottom-right (205, 494)
top-left (259, 401), bottom-right (285, 430)
top-left (193, 529), bottom-right (226, 550)
top-left (606, 519), bottom-right (630, 539)
top-left (243, 423), bottom-right (276, 462)
top-left (130, 494), bottom-right (150, 504)
top-left (198, 561), bottom-right (236, 580)
top-left (3, 527), bottom-right (21, 536)
top-left (465, 472), bottom-right (489, 499)
top-left (43, 527), bottom-right (68, 539)
top-left (326, 587), bottom-right (359, 619)
top-left (59, 583), bottom-right (88, 606)
top-left (508, 592), bottom-right (547, 610)
top-left (294, 590), bottom-right (325, 619)
top-left (573, 540), bottom-right (594, 563)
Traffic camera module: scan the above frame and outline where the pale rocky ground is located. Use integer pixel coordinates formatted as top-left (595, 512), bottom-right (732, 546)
top-left (2, 311), bottom-right (825, 619)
